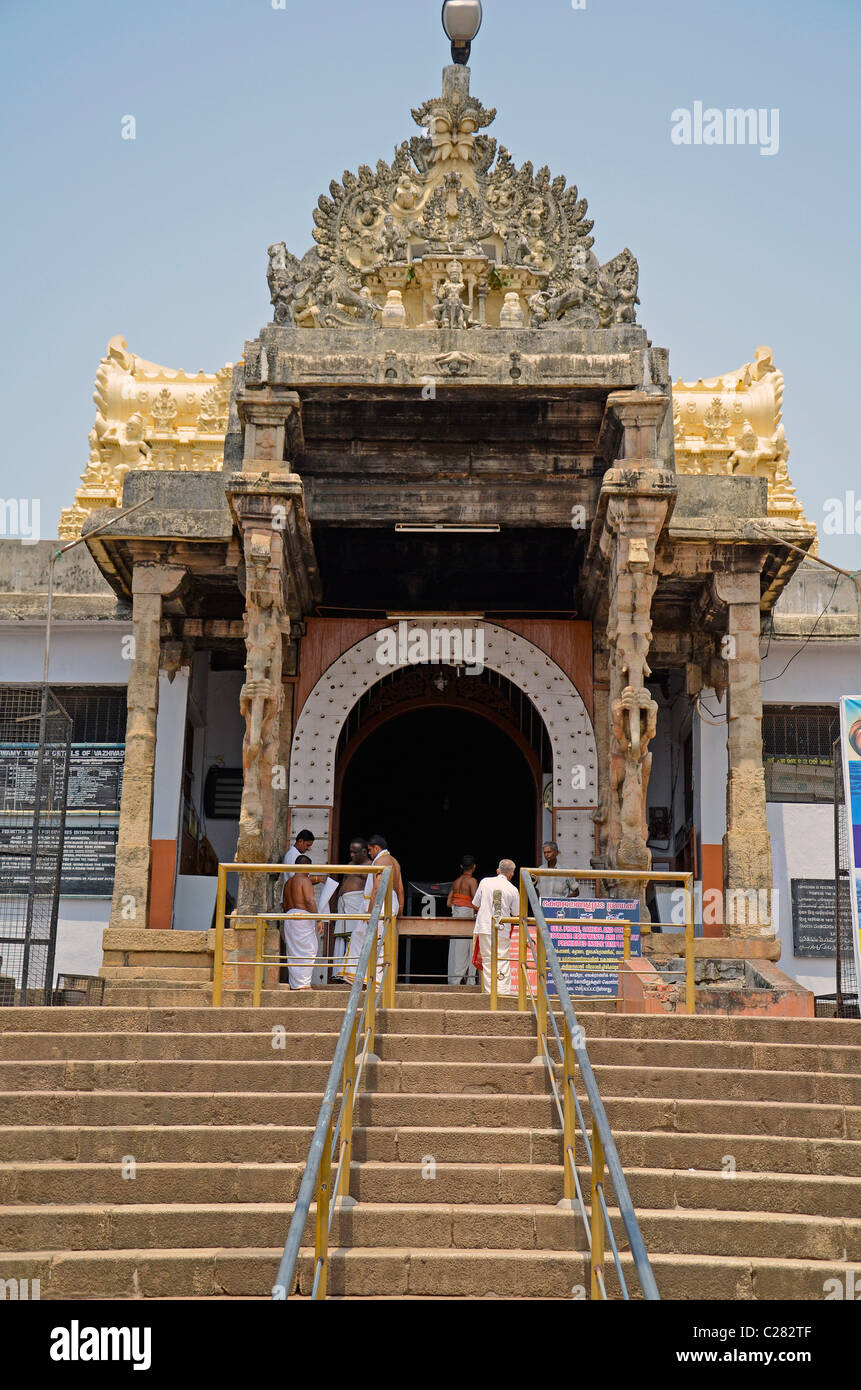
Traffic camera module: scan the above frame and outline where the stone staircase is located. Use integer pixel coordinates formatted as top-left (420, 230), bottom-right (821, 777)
top-left (0, 987), bottom-right (859, 1299)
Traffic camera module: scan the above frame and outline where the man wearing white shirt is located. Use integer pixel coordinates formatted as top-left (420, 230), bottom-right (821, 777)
top-left (345, 834), bottom-right (404, 985)
top-left (472, 859), bottom-right (519, 995)
top-left (283, 829), bottom-right (315, 881)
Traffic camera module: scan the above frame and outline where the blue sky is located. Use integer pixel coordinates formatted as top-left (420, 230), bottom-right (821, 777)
top-left (1, 0), bottom-right (859, 564)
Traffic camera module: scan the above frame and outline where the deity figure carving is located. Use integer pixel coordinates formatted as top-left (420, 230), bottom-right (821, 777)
top-left (394, 169), bottom-right (421, 211)
top-left (377, 213), bottom-right (409, 263)
top-left (727, 420), bottom-right (778, 477)
top-left (433, 260), bottom-right (470, 329)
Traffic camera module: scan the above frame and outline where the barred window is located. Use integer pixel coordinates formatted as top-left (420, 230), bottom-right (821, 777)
top-left (762, 705), bottom-right (838, 803)
top-left (51, 687), bottom-right (127, 743)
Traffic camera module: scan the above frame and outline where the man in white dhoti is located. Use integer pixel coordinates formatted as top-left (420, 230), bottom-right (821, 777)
top-left (282, 855), bottom-right (320, 990)
top-left (345, 834), bottom-right (404, 986)
top-left (332, 838), bottom-right (371, 982)
top-left (446, 854), bottom-right (478, 985)
top-left (472, 859), bottom-right (519, 995)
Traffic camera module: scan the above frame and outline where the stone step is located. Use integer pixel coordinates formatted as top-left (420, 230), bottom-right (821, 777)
top-left (0, 1245), bottom-right (852, 1300)
top-left (99, 967), bottom-right (212, 982)
top-left (3, 1056), bottom-right (857, 1104)
top-left (5, 1002), bottom-right (859, 1044)
top-left (4, 1024), bottom-right (860, 1078)
top-left (2, 1200), bottom-right (858, 1263)
top-left (1, 1159), bottom-right (857, 1215)
top-left (0, 1088), bottom-right (857, 1138)
top-left (0, 1120), bottom-right (858, 1175)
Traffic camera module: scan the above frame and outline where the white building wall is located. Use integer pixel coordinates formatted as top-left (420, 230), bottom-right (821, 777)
top-left (759, 639), bottom-right (855, 995)
top-left (697, 690), bottom-right (728, 845)
top-left (0, 622), bottom-right (132, 684)
top-left (767, 802), bottom-right (838, 994)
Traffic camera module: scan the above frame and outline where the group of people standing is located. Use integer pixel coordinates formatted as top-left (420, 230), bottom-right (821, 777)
top-left (280, 830), bottom-right (403, 991)
top-left (279, 831), bottom-right (576, 995)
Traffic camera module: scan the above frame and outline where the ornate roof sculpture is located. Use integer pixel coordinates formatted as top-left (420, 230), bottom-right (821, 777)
top-left (265, 66), bottom-right (640, 333)
top-left (59, 336), bottom-right (234, 539)
top-left (672, 346), bottom-right (812, 532)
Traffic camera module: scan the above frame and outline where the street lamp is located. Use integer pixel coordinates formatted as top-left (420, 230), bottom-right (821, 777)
top-left (442, 0), bottom-right (482, 64)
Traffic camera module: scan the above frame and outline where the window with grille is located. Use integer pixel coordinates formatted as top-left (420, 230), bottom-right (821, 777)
top-left (762, 705), bottom-right (839, 803)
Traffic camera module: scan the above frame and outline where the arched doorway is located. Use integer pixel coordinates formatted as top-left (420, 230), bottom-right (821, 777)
top-left (288, 620), bottom-right (598, 869)
top-left (337, 705), bottom-right (538, 892)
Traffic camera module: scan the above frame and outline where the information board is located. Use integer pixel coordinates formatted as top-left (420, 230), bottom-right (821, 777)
top-left (0, 823), bottom-right (118, 896)
top-left (790, 878), bottom-right (847, 958)
top-left (0, 744), bottom-right (124, 813)
top-left (540, 897), bottom-right (641, 998)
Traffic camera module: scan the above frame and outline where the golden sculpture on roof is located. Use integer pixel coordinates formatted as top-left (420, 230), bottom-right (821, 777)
top-left (58, 336), bottom-right (234, 539)
top-left (671, 345), bottom-right (810, 528)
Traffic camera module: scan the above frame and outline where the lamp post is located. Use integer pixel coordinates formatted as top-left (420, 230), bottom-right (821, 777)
top-left (441, 0), bottom-right (482, 64)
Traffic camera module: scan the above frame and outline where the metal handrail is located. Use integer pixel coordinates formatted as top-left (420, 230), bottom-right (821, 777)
top-left (519, 869), bottom-right (660, 1301)
top-left (211, 862), bottom-right (397, 1009)
top-left (272, 866), bottom-right (393, 1301)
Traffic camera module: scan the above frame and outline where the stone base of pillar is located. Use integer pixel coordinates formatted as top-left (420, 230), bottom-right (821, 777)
top-left (220, 922), bottom-right (283, 991)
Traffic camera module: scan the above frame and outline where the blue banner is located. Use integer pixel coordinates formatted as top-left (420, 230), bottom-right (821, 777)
top-left (540, 897), bottom-right (641, 998)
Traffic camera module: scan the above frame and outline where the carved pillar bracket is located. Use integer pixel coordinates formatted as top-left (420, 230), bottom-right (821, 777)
top-left (226, 475), bottom-right (320, 934)
top-left (109, 564), bottom-right (186, 930)
top-left (712, 565), bottom-right (774, 938)
top-left (237, 387), bottom-right (304, 472)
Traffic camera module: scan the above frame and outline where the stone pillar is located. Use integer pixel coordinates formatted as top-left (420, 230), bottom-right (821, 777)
top-left (109, 564), bottom-right (185, 930)
top-left (594, 393), bottom-right (675, 880)
top-left (236, 524), bottom-right (288, 917)
top-left (713, 567), bottom-right (774, 938)
top-left (606, 514), bottom-right (660, 874)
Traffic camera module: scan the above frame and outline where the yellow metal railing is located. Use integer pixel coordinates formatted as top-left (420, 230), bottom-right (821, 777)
top-left (513, 869), bottom-right (661, 1299)
top-left (262, 866), bottom-right (394, 1300)
top-left (480, 868), bottom-right (695, 1015)
top-left (211, 862), bottom-right (397, 1011)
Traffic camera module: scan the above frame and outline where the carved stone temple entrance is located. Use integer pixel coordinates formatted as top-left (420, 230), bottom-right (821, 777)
top-left (66, 61), bottom-right (814, 967)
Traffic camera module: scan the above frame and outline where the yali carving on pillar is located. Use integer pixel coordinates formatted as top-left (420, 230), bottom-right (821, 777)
top-left (608, 532), bottom-right (659, 873)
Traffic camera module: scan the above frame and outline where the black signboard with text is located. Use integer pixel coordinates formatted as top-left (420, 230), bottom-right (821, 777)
top-left (790, 877), bottom-right (848, 958)
top-left (0, 822), bottom-right (118, 896)
top-left (0, 744), bottom-right (124, 813)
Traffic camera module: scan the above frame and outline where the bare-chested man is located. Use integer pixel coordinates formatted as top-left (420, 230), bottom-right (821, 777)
top-left (447, 854), bottom-right (478, 985)
top-left (344, 833), bottom-right (404, 985)
top-left (282, 854), bottom-right (321, 990)
top-left (332, 837), bottom-right (371, 981)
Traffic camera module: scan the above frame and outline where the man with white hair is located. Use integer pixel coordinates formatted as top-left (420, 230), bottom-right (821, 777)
top-left (472, 858), bottom-right (519, 995)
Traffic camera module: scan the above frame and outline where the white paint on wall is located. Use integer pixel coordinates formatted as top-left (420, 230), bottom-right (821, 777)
top-left (0, 623), bottom-right (132, 684)
top-left (761, 641), bottom-right (860, 703)
top-left (697, 690), bottom-right (728, 844)
top-left (152, 669), bottom-right (189, 839)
